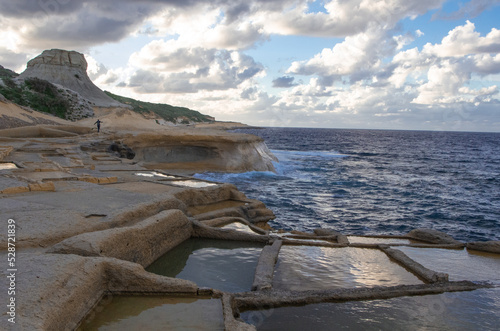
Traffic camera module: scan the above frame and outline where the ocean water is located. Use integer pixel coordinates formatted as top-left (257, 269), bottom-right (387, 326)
top-left (195, 128), bottom-right (500, 242)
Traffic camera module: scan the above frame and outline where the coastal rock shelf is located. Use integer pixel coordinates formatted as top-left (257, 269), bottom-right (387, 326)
top-left (1, 125), bottom-right (499, 330)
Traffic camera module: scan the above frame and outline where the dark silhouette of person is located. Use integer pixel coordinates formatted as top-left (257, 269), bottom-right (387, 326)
top-left (94, 119), bottom-right (102, 133)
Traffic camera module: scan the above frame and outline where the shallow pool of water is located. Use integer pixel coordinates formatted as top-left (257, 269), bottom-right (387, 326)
top-left (134, 171), bottom-right (176, 179)
top-left (0, 162), bottom-right (18, 170)
top-left (219, 222), bottom-right (261, 234)
top-left (240, 288), bottom-right (500, 331)
top-left (273, 246), bottom-right (422, 291)
top-left (397, 247), bottom-right (500, 283)
top-left (146, 238), bottom-right (264, 292)
top-left (79, 295), bottom-right (224, 331)
top-left (347, 236), bottom-right (413, 245)
top-left (168, 179), bottom-right (218, 188)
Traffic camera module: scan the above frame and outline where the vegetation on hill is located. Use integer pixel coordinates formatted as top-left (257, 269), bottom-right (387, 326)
top-left (0, 64), bottom-right (214, 124)
top-left (0, 65), bottom-right (19, 79)
top-left (0, 77), bottom-right (70, 118)
top-left (105, 91), bottom-right (213, 124)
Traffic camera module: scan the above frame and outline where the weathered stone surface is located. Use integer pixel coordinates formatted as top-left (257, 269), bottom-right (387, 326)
top-left (0, 125), bottom-right (84, 138)
top-left (252, 240), bottom-right (282, 291)
top-left (233, 281), bottom-right (488, 310)
top-left (223, 294), bottom-right (257, 331)
top-left (192, 219), bottom-right (270, 243)
top-left (126, 131), bottom-right (277, 173)
top-left (0, 145), bottom-right (13, 160)
top-left (337, 234), bottom-right (350, 245)
top-left (48, 210), bottom-right (193, 267)
top-left (0, 253), bottom-right (106, 331)
top-left (19, 49), bottom-right (125, 108)
top-left (380, 246), bottom-right (449, 283)
top-left (407, 228), bottom-right (463, 245)
top-left (28, 181), bottom-right (55, 192)
top-left (1, 185), bottom-right (29, 194)
top-left (202, 217), bottom-right (268, 235)
top-left (467, 241), bottom-right (500, 254)
top-left (313, 228), bottom-right (342, 237)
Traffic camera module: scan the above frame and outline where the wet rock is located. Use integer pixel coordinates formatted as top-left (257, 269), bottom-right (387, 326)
top-left (252, 240), bottom-right (282, 291)
top-left (467, 241), bottom-right (500, 254)
top-left (108, 141), bottom-right (135, 159)
top-left (380, 246), bottom-right (449, 283)
top-left (313, 228), bottom-right (349, 245)
top-left (313, 228), bottom-right (342, 237)
top-left (407, 228), bottom-right (463, 245)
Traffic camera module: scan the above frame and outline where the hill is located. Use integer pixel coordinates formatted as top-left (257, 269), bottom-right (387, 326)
top-left (105, 91), bottom-right (214, 124)
top-left (0, 49), bottom-right (215, 125)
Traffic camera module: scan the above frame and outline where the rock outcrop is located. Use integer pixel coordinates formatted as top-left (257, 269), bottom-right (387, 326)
top-left (18, 49), bottom-right (125, 108)
top-left (467, 241), bottom-right (500, 254)
top-left (407, 228), bottom-right (463, 245)
top-left (125, 130), bottom-right (278, 173)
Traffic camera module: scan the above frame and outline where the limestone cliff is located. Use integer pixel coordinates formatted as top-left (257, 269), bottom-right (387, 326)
top-left (124, 129), bottom-right (278, 173)
top-left (18, 49), bottom-right (125, 108)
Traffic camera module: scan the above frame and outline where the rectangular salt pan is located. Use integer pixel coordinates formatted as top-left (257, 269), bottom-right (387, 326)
top-left (147, 238), bottom-right (263, 292)
top-left (397, 247), bottom-right (500, 283)
top-left (78, 296), bottom-right (224, 330)
top-left (273, 246), bottom-right (422, 291)
top-left (240, 288), bottom-right (500, 331)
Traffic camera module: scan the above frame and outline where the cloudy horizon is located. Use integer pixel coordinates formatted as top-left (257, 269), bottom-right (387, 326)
top-left (1, 0), bottom-right (500, 132)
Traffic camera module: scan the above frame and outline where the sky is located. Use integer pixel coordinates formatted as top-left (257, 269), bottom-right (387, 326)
top-left (1, 0), bottom-right (500, 132)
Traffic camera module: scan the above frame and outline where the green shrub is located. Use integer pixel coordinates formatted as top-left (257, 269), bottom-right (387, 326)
top-left (25, 77), bottom-right (58, 98)
top-left (0, 77), bottom-right (70, 119)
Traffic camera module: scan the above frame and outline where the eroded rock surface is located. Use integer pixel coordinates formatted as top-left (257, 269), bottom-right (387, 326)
top-left (407, 228), bottom-right (463, 245)
top-left (467, 240), bottom-right (500, 254)
top-left (18, 49), bottom-right (125, 108)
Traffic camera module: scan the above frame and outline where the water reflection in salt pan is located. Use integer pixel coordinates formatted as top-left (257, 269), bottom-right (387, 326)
top-left (273, 246), bottom-right (422, 291)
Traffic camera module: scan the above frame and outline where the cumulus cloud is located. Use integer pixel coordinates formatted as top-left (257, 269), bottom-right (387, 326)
top-left (287, 27), bottom-right (398, 82)
top-left (258, 0), bottom-right (446, 37)
top-left (272, 76), bottom-right (297, 88)
top-left (422, 21), bottom-right (500, 57)
top-left (126, 40), bottom-right (265, 93)
top-left (432, 0), bottom-right (500, 20)
top-left (1, 0), bottom-right (500, 131)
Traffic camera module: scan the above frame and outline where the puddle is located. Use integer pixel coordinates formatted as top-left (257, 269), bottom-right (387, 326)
top-left (0, 163), bottom-right (18, 170)
top-left (240, 288), bottom-right (500, 331)
top-left (279, 232), bottom-right (332, 244)
top-left (147, 239), bottom-right (264, 292)
top-left (167, 179), bottom-right (218, 188)
top-left (219, 222), bottom-right (261, 234)
top-left (188, 200), bottom-right (246, 215)
top-left (273, 246), bottom-right (422, 291)
top-left (397, 247), bottom-right (500, 283)
top-left (347, 236), bottom-right (413, 245)
top-left (134, 172), bottom-right (217, 187)
top-left (78, 295), bottom-right (224, 330)
top-left (134, 171), bottom-right (176, 179)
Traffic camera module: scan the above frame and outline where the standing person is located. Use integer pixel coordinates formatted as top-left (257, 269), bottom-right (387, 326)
top-left (94, 119), bottom-right (102, 133)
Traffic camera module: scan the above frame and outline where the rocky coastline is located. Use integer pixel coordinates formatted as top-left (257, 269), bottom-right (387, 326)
top-left (1, 49), bottom-right (498, 330)
top-left (1, 121), bottom-right (499, 330)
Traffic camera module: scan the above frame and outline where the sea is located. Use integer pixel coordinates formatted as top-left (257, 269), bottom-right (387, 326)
top-left (195, 128), bottom-right (500, 242)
